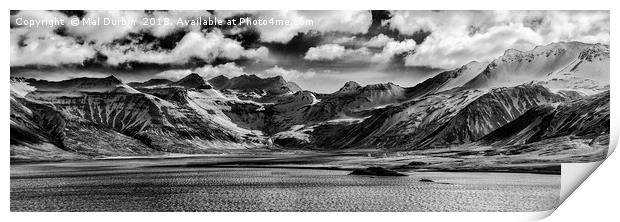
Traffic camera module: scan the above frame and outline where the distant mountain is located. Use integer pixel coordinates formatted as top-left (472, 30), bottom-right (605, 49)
top-left (462, 42), bottom-right (609, 95)
top-left (335, 82), bottom-right (406, 110)
top-left (479, 90), bottom-right (609, 146)
top-left (269, 43), bottom-right (609, 150)
top-left (172, 73), bottom-right (212, 89)
top-left (208, 74), bottom-right (301, 95)
top-left (128, 78), bottom-right (173, 88)
top-left (335, 81), bottom-right (362, 94)
top-left (403, 61), bottom-right (488, 97)
top-left (307, 84), bottom-right (566, 149)
top-left (128, 73), bottom-right (212, 89)
top-left (25, 75), bottom-right (138, 94)
top-left (10, 76), bottom-right (265, 160)
top-left (435, 61), bottom-right (489, 92)
top-left (415, 84), bottom-right (565, 147)
top-left (263, 81), bottom-right (410, 135)
top-left (9, 41), bottom-right (610, 161)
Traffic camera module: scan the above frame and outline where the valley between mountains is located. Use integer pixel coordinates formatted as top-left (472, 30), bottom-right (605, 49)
top-left (10, 41), bottom-right (610, 173)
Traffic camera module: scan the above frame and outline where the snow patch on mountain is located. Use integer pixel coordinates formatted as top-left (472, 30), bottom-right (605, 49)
top-left (436, 61), bottom-right (489, 92)
top-left (463, 42), bottom-right (608, 93)
top-left (537, 44), bottom-right (609, 95)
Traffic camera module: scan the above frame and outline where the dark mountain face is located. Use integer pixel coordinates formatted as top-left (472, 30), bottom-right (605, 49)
top-left (128, 73), bottom-right (212, 90)
top-left (26, 75), bottom-right (124, 92)
top-left (403, 61), bottom-right (488, 98)
top-left (10, 41), bottom-right (610, 161)
top-left (402, 70), bottom-right (459, 98)
top-left (479, 90), bottom-right (610, 146)
top-left (416, 84), bottom-right (566, 147)
top-left (172, 73), bottom-right (212, 89)
top-left (208, 74), bottom-right (301, 95)
top-left (207, 75), bottom-right (230, 89)
top-left (128, 79), bottom-right (173, 88)
top-left (10, 76), bottom-right (265, 159)
top-left (11, 91), bottom-right (157, 159)
top-left (11, 95), bottom-right (66, 149)
top-left (307, 84), bottom-right (568, 150)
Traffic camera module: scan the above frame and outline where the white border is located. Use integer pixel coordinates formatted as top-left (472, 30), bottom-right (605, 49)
top-left (2, 1), bottom-right (617, 221)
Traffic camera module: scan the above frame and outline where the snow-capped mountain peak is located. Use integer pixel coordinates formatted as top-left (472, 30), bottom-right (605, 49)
top-left (461, 42), bottom-right (608, 94)
top-left (336, 81), bottom-right (362, 94)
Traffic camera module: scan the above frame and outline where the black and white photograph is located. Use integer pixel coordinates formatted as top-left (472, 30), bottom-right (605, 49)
top-left (9, 9), bottom-right (610, 212)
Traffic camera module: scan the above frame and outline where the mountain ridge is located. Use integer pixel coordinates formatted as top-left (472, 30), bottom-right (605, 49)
top-left (10, 41), bottom-right (610, 161)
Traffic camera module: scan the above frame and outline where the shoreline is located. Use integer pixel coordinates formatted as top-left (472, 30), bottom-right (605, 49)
top-left (11, 152), bottom-right (561, 176)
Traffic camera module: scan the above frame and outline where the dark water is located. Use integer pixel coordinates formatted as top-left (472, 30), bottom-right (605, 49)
top-left (11, 166), bottom-right (559, 212)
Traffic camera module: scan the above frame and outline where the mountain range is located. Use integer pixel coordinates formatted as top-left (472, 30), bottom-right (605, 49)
top-left (10, 41), bottom-right (610, 161)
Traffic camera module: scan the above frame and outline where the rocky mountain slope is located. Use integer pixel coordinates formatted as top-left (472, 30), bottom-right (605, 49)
top-left (304, 84), bottom-right (567, 149)
top-left (209, 74), bottom-right (301, 95)
top-left (10, 41), bottom-right (610, 161)
top-left (11, 76), bottom-right (267, 161)
top-left (462, 42), bottom-right (609, 95)
top-left (479, 90), bottom-right (609, 146)
top-left (129, 73), bottom-right (212, 89)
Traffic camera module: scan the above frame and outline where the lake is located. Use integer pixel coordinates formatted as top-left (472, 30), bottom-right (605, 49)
top-left (11, 159), bottom-right (560, 212)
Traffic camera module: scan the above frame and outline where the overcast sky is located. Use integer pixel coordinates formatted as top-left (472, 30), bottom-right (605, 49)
top-left (10, 10), bottom-right (610, 93)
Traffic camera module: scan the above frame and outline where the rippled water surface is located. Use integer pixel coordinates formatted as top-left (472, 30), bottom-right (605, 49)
top-left (11, 164), bottom-right (559, 212)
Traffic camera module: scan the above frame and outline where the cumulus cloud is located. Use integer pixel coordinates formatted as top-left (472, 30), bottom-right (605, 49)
top-left (304, 44), bottom-right (371, 61)
top-left (215, 10), bottom-right (373, 43)
top-left (404, 23), bottom-right (542, 68)
top-left (64, 10), bottom-right (214, 43)
top-left (10, 10), bottom-right (264, 67)
top-left (304, 44), bottom-right (346, 61)
top-left (9, 10), bottom-right (610, 72)
top-left (100, 31), bottom-right (268, 65)
top-left (304, 39), bottom-right (417, 63)
top-left (156, 62), bottom-right (247, 80)
top-left (10, 11), bottom-right (96, 66)
top-left (389, 10), bottom-right (610, 69)
top-left (147, 10), bottom-right (213, 37)
top-left (64, 10), bottom-right (145, 43)
top-left (259, 66), bottom-right (316, 81)
top-left (364, 34), bottom-right (394, 48)
top-left (10, 28), bottom-right (97, 66)
top-left (370, 39), bottom-right (417, 63)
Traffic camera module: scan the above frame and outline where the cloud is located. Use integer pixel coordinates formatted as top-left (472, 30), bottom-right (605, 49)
top-left (259, 65), bottom-right (316, 81)
top-left (304, 44), bottom-right (347, 61)
top-left (304, 39), bottom-right (417, 63)
top-left (215, 10), bottom-right (373, 43)
top-left (148, 10), bottom-right (213, 37)
top-left (370, 39), bottom-right (417, 63)
top-left (156, 62), bottom-right (247, 80)
top-left (363, 34), bottom-right (394, 48)
top-left (389, 10), bottom-right (610, 69)
top-left (100, 31), bottom-right (268, 65)
top-left (64, 10), bottom-right (214, 43)
top-left (10, 11), bottom-right (96, 66)
top-left (304, 44), bottom-right (371, 61)
top-left (10, 10), bottom-right (266, 67)
top-left (64, 10), bottom-right (145, 44)
top-left (10, 10), bottom-right (610, 72)
top-left (332, 36), bottom-right (356, 44)
top-left (10, 29), bottom-right (97, 66)
top-left (405, 23), bottom-right (542, 68)
top-left (11, 10), bottom-right (215, 45)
